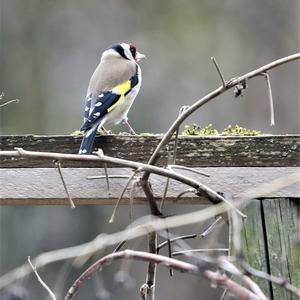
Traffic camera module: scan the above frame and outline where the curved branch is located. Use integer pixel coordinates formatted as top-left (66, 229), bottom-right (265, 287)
top-left (64, 250), bottom-right (265, 300)
top-left (144, 53), bottom-right (300, 171)
top-left (0, 171), bottom-right (297, 290)
top-left (64, 250), bottom-right (198, 300)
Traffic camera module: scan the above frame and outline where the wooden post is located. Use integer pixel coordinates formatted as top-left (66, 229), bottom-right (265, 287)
top-left (240, 199), bottom-right (299, 300)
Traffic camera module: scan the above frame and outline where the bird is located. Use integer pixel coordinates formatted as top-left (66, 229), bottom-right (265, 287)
top-left (79, 42), bottom-right (146, 154)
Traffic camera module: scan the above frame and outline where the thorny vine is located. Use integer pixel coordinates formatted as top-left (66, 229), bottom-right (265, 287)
top-left (0, 53), bottom-right (299, 300)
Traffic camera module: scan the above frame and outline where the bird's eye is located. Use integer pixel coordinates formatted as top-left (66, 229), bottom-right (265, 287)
top-left (130, 46), bottom-right (136, 58)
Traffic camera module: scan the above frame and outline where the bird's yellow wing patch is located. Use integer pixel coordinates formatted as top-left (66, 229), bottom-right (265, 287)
top-left (108, 80), bottom-right (131, 112)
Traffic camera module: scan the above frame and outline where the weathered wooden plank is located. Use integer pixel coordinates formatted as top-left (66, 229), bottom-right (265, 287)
top-left (240, 200), bottom-right (272, 298)
top-left (1, 135), bottom-right (299, 168)
top-left (0, 167), bottom-right (298, 205)
top-left (262, 199), bottom-right (300, 300)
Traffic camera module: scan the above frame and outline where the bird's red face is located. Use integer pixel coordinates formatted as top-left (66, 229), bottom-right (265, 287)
top-left (129, 43), bottom-right (146, 62)
top-left (109, 43), bottom-right (146, 62)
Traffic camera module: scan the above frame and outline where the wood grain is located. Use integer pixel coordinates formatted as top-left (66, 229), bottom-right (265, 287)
top-left (1, 167), bottom-right (298, 205)
top-left (240, 200), bottom-right (272, 298)
top-left (1, 134), bottom-right (299, 168)
top-left (262, 199), bottom-right (300, 300)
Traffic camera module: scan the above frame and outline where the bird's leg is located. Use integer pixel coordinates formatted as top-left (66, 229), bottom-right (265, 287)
top-left (123, 119), bottom-right (137, 135)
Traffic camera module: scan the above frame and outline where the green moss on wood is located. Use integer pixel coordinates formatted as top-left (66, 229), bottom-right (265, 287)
top-left (183, 124), bottom-right (261, 136)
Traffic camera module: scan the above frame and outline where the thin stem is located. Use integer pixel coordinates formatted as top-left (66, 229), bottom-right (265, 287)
top-left (262, 72), bottom-right (275, 126)
top-left (200, 216), bottom-right (223, 238)
top-left (0, 172), bottom-right (297, 290)
top-left (55, 161), bottom-right (75, 209)
top-left (157, 234), bottom-right (197, 253)
top-left (211, 56), bottom-right (227, 88)
top-left (240, 260), bottom-right (300, 298)
top-left (0, 98), bottom-right (20, 108)
top-left (109, 170), bottom-right (139, 223)
top-left (144, 53), bottom-right (300, 171)
top-left (64, 249), bottom-right (197, 300)
top-left (168, 165), bottom-right (210, 177)
top-left (172, 248), bottom-right (229, 257)
top-left (87, 175), bottom-right (131, 179)
top-left (28, 257), bottom-right (56, 300)
top-left (103, 163), bottom-right (111, 196)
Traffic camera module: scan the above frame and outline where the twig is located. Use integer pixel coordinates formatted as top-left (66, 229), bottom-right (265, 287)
top-left (261, 72), bottom-right (275, 126)
top-left (27, 257), bottom-right (56, 300)
top-left (168, 165), bottom-right (210, 177)
top-left (176, 188), bottom-right (196, 200)
top-left (103, 163), bottom-right (111, 196)
top-left (63, 249), bottom-right (267, 300)
top-left (87, 175), bottom-right (131, 179)
top-left (143, 232), bottom-right (157, 300)
top-left (54, 161), bottom-right (75, 209)
top-left (1, 172), bottom-right (297, 290)
top-left (160, 105), bottom-right (187, 210)
top-left (160, 176), bottom-right (170, 211)
top-left (2, 148), bottom-right (244, 214)
top-left (129, 180), bottom-right (138, 222)
top-left (0, 98), bottom-right (20, 108)
top-left (109, 170), bottom-right (140, 223)
top-left (113, 240), bottom-right (127, 253)
top-left (160, 147), bottom-right (172, 211)
top-left (217, 257), bottom-right (268, 300)
top-left (172, 248), bottom-right (229, 257)
top-left (144, 53), bottom-right (300, 171)
top-left (211, 56), bottom-right (227, 88)
top-left (157, 234), bottom-right (197, 253)
top-left (200, 216), bottom-right (223, 238)
top-left (165, 228), bottom-right (173, 276)
top-left (64, 249), bottom-right (198, 300)
top-left (240, 260), bottom-right (300, 298)
top-left (203, 270), bottom-right (263, 300)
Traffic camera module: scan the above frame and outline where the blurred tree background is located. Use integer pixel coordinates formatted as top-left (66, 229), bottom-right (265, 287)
top-left (0, 0), bottom-right (299, 299)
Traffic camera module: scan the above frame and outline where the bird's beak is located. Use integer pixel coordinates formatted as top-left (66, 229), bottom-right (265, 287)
top-left (135, 52), bottom-right (147, 61)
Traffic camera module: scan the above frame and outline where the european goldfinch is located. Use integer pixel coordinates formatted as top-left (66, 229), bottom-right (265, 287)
top-left (79, 43), bottom-right (146, 154)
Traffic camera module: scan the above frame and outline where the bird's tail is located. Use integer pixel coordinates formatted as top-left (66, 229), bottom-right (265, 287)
top-left (79, 126), bottom-right (98, 154)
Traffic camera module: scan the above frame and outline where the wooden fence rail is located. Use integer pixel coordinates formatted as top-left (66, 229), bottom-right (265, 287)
top-left (0, 134), bottom-right (299, 299)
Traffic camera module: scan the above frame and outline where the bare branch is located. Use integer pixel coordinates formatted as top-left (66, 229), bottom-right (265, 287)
top-left (168, 165), bottom-right (210, 177)
top-left (157, 234), bottom-right (197, 253)
top-left (240, 260), bottom-right (300, 298)
top-left (211, 56), bottom-right (227, 88)
top-left (109, 169), bottom-right (140, 223)
top-left (262, 72), bottom-right (275, 126)
top-left (28, 257), bottom-right (56, 300)
top-left (172, 248), bottom-right (229, 257)
top-left (143, 232), bottom-right (157, 300)
top-left (129, 180), bottom-right (138, 222)
top-left (64, 249), bottom-right (197, 300)
top-left (54, 161), bottom-right (75, 209)
top-left (200, 216), bottom-right (223, 238)
top-left (103, 163), bottom-right (111, 196)
top-left (175, 188), bottom-right (196, 200)
top-left (87, 175), bottom-right (131, 179)
top-left (203, 270), bottom-right (263, 300)
top-left (0, 98), bottom-right (20, 108)
top-left (1, 148), bottom-right (246, 217)
top-left (0, 172), bottom-right (297, 290)
top-left (144, 53), bottom-right (300, 170)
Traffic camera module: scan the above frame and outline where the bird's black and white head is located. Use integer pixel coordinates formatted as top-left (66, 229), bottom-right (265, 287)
top-left (101, 43), bottom-right (146, 62)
